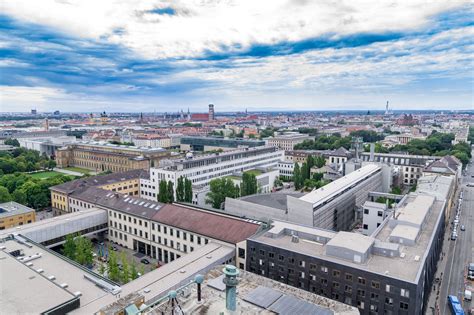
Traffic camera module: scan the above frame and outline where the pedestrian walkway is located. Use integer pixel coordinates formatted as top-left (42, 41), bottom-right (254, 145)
top-left (54, 167), bottom-right (85, 177)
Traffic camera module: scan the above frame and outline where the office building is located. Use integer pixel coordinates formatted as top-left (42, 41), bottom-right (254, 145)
top-left (19, 135), bottom-right (76, 157)
top-left (140, 146), bottom-right (284, 202)
top-left (180, 136), bottom-right (265, 152)
top-left (245, 174), bottom-right (454, 315)
top-left (226, 164), bottom-right (386, 231)
top-left (267, 132), bottom-right (310, 151)
top-left (361, 201), bottom-right (389, 236)
top-left (55, 141), bottom-right (170, 172)
top-left (50, 169), bottom-right (147, 214)
top-left (0, 202), bottom-right (36, 230)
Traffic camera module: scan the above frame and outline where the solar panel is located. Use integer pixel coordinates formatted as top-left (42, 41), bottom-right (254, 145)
top-left (242, 286), bottom-right (283, 309)
top-left (268, 295), bottom-right (333, 315)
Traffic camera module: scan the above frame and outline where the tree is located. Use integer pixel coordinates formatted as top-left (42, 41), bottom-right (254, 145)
top-left (63, 234), bottom-right (77, 261)
top-left (184, 178), bottom-right (193, 203)
top-left (293, 163), bottom-right (302, 190)
top-left (206, 177), bottom-right (240, 209)
top-left (167, 181), bottom-right (174, 203)
top-left (176, 176), bottom-right (185, 202)
top-left (11, 189), bottom-right (27, 204)
top-left (120, 252), bottom-right (130, 284)
top-left (158, 180), bottom-right (168, 203)
top-left (241, 172), bottom-right (258, 196)
top-left (0, 186), bottom-right (12, 202)
top-left (75, 236), bottom-right (93, 266)
top-left (391, 186), bottom-right (402, 195)
top-left (4, 138), bottom-right (20, 147)
top-left (301, 162), bottom-right (310, 181)
top-left (131, 261), bottom-right (139, 280)
top-left (314, 156), bottom-right (326, 168)
top-left (47, 159), bottom-right (56, 170)
top-left (108, 249), bottom-right (120, 282)
top-left (99, 262), bottom-right (106, 276)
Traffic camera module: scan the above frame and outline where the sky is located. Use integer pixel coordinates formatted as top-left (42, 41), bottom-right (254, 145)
top-left (0, 0), bottom-right (473, 113)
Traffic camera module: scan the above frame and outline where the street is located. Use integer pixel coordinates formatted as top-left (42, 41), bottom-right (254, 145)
top-left (437, 158), bottom-right (474, 315)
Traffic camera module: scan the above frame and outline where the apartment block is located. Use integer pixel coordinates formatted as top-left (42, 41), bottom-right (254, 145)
top-left (0, 202), bottom-right (36, 230)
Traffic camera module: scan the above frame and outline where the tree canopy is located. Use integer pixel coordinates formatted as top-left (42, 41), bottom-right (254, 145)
top-left (206, 177), bottom-right (240, 209)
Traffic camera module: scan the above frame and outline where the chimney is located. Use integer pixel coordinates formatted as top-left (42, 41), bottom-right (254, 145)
top-left (223, 265), bottom-right (239, 311)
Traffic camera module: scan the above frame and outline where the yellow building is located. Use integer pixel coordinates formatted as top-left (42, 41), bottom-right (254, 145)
top-left (50, 169), bottom-right (147, 215)
top-left (56, 141), bottom-right (170, 172)
top-left (0, 202), bottom-right (36, 230)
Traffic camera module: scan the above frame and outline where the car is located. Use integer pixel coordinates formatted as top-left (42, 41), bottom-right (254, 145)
top-left (467, 183), bottom-right (474, 187)
top-left (461, 225), bottom-right (466, 231)
top-left (468, 263), bottom-right (474, 279)
top-left (140, 258), bottom-right (150, 265)
top-left (451, 233), bottom-right (457, 241)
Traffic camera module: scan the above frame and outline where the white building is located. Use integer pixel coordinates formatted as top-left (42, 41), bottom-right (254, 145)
top-left (140, 146), bottom-right (284, 203)
top-left (132, 136), bottom-right (172, 148)
top-left (266, 132), bottom-right (310, 151)
top-left (361, 201), bottom-right (389, 236)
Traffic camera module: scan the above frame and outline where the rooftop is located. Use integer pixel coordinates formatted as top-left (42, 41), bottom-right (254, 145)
top-left (0, 201), bottom-right (35, 219)
top-left (63, 140), bottom-right (168, 153)
top-left (50, 169), bottom-right (147, 194)
top-left (152, 204), bottom-right (261, 244)
top-left (240, 192), bottom-right (305, 210)
top-left (250, 175), bottom-right (452, 283)
top-left (299, 164), bottom-right (381, 206)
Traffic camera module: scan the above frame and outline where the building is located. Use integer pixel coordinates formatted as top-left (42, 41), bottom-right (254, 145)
top-left (132, 135), bottom-right (172, 148)
top-left (361, 201), bottom-right (389, 236)
top-left (208, 103), bottom-right (215, 121)
top-left (226, 164), bottom-right (386, 231)
top-left (19, 135), bottom-right (77, 157)
top-left (50, 169), bottom-right (147, 214)
top-left (140, 146), bottom-right (284, 203)
top-left (266, 132), bottom-right (310, 151)
top-left (423, 155), bottom-right (462, 180)
top-left (360, 152), bottom-right (440, 186)
top-left (180, 136), bottom-right (265, 152)
top-left (55, 141), bottom-right (170, 172)
top-left (226, 168), bottom-right (280, 194)
top-left (0, 202), bottom-right (36, 230)
top-left (245, 174), bottom-right (454, 315)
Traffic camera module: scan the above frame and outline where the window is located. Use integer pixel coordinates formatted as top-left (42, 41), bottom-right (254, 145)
top-left (357, 289), bottom-right (365, 297)
top-left (377, 211), bottom-right (383, 217)
top-left (370, 293), bottom-right (379, 300)
top-left (190, 234), bottom-right (194, 242)
top-left (400, 288), bottom-right (410, 298)
top-left (170, 228), bottom-right (173, 236)
top-left (259, 249), bottom-right (265, 255)
top-left (310, 263), bottom-right (317, 270)
top-left (268, 252), bottom-right (274, 258)
top-left (333, 270), bottom-right (340, 277)
top-left (345, 285), bottom-right (352, 293)
top-left (299, 260), bottom-right (305, 267)
top-left (278, 255), bottom-right (284, 261)
top-left (183, 232), bottom-right (187, 240)
top-left (385, 284), bottom-right (391, 293)
top-left (289, 257), bottom-right (295, 264)
top-left (176, 230), bottom-right (180, 238)
top-left (358, 277), bottom-right (366, 285)
top-left (197, 236), bottom-right (201, 245)
top-left (345, 273), bottom-right (353, 281)
top-left (364, 209), bottom-right (369, 214)
top-left (400, 302), bottom-right (409, 310)
top-left (332, 282), bottom-right (339, 289)
top-left (371, 281), bottom-right (380, 289)
top-left (385, 297), bottom-right (393, 305)
top-left (363, 224), bottom-right (368, 229)
top-left (321, 266), bottom-right (328, 273)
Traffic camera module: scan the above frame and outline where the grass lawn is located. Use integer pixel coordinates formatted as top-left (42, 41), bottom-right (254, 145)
top-left (64, 166), bottom-right (91, 174)
top-left (245, 169), bottom-right (263, 176)
top-left (30, 171), bottom-right (64, 179)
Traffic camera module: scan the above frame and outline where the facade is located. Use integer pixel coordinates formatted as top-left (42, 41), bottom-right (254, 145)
top-left (361, 201), bottom-right (389, 236)
top-left (18, 135), bottom-right (77, 157)
top-left (360, 152), bottom-right (440, 186)
top-left (225, 164), bottom-right (386, 231)
top-left (267, 133), bottom-right (310, 151)
top-left (276, 160), bottom-right (294, 179)
top-left (50, 169), bottom-right (147, 214)
top-left (140, 146), bottom-right (284, 202)
top-left (132, 136), bottom-right (172, 148)
top-left (55, 141), bottom-right (170, 172)
top-left (180, 136), bottom-right (265, 152)
top-left (246, 175), bottom-right (453, 315)
top-left (0, 202), bottom-right (36, 230)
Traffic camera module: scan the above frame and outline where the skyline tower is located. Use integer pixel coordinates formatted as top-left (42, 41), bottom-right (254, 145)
top-left (208, 103), bottom-right (215, 121)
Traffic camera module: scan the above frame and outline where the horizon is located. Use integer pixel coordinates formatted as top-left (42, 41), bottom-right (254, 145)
top-left (1, 1), bottom-right (473, 112)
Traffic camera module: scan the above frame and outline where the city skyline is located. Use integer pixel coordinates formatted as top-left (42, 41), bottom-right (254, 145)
top-left (1, 1), bottom-right (473, 112)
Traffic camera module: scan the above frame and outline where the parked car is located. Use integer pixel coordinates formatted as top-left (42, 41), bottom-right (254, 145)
top-left (140, 258), bottom-right (150, 265)
top-left (461, 225), bottom-right (466, 231)
top-left (468, 263), bottom-right (474, 280)
top-left (467, 182), bottom-right (474, 187)
top-left (451, 233), bottom-right (457, 241)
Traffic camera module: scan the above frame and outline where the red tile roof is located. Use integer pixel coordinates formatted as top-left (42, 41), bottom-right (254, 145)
top-left (152, 204), bottom-right (260, 244)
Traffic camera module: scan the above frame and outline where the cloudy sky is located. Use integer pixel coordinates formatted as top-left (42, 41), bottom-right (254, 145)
top-left (0, 0), bottom-right (473, 113)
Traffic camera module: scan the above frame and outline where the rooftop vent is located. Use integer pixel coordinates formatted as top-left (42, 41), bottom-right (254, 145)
top-left (48, 275), bottom-right (56, 281)
top-left (400, 253), bottom-right (406, 258)
top-left (36, 268), bottom-right (44, 273)
top-left (60, 283), bottom-right (68, 288)
top-left (414, 255), bottom-right (420, 261)
top-left (73, 291), bottom-right (82, 297)
top-left (291, 235), bottom-right (299, 243)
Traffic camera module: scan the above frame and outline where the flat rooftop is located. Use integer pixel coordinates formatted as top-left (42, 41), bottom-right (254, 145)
top-left (65, 141), bottom-right (168, 153)
top-left (251, 190), bottom-right (446, 283)
top-left (0, 201), bottom-right (35, 219)
top-left (0, 237), bottom-right (111, 313)
top-left (299, 164), bottom-right (381, 206)
top-left (240, 192), bottom-right (305, 210)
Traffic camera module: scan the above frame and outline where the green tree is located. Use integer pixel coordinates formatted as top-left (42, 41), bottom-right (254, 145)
top-left (301, 162), bottom-right (310, 181)
top-left (176, 176), bottom-right (185, 202)
top-left (131, 261), bottom-right (139, 280)
top-left (75, 236), bottom-right (93, 266)
top-left (293, 163), bottom-right (302, 190)
top-left (206, 177), bottom-right (240, 209)
top-left (241, 172), bottom-right (258, 196)
top-left (63, 234), bottom-right (77, 261)
top-left (4, 138), bottom-right (20, 147)
top-left (0, 186), bottom-right (12, 202)
top-left (167, 180), bottom-right (174, 203)
top-left (314, 156), bottom-right (326, 168)
top-left (158, 180), bottom-right (168, 203)
top-left (390, 186), bottom-right (402, 195)
top-left (184, 178), bottom-right (193, 203)
top-left (11, 189), bottom-right (27, 204)
top-left (120, 252), bottom-right (130, 284)
top-left (108, 249), bottom-right (120, 282)
top-left (99, 262), bottom-right (106, 276)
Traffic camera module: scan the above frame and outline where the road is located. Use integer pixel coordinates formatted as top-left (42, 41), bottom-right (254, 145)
top-left (439, 158), bottom-right (474, 314)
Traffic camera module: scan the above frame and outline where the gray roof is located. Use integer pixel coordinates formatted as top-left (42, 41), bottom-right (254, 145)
top-left (0, 201), bottom-right (35, 219)
top-left (50, 169), bottom-right (148, 194)
top-left (240, 193), bottom-right (304, 210)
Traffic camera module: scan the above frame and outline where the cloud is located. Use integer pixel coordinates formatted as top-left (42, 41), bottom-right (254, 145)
top-left (0, 0), bottom-right (469, 59)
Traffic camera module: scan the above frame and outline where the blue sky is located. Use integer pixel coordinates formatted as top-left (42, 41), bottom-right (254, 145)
top-left (0, 1), bottom-right (473, 113)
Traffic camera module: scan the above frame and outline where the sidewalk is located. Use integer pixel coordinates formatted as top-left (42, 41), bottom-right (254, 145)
top-left (54, 167), bottom-right (85, 177)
